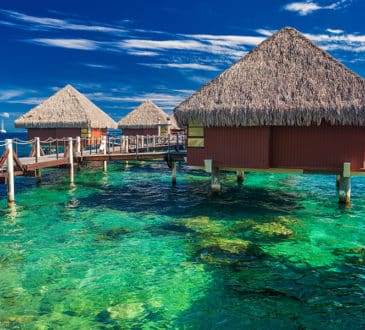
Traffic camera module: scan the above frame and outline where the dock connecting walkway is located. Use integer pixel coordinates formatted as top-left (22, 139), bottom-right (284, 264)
top-left (0, 134), bottom-right (186, 202)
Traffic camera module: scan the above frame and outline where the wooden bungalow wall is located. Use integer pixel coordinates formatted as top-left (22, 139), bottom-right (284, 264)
top-left (187, 126), bottom-right (365, 171)
top-left (122, 128), bottom-right (158, 136)
top-left (28, 128), bottom-right (107, 140)
top-left (28, 128), bottom-right (81, 140)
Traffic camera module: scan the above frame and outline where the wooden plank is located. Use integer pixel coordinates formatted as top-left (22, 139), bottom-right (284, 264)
top-left (24, 158), bottom-right (69, 171)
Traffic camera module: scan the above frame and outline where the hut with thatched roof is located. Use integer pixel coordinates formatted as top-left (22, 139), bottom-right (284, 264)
top-left (118, 100), bottom-right (174, 136)
top-left (14, 84), bottom-right (117, 140)
top-left (174, 27), bottom-right (365, 202)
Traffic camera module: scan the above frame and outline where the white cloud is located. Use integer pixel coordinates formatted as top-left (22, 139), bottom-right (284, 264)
top-left (186, 34), bottom-right (264, 47)
top-left (0, 89), bottom-right (24, 101)
top-left (30, 38), bottom-right (99, 50)
top-left (87, 90), bottom-right (192, 110)
top-left (126, 50), bottom-right (160, 57)
top-left (139, 63), bottom-right (220, 71)
top-left (6, 97), bottom-right (45, 105)
top-left (0, 9), bottom-right (125, 34)
top-left (82, 63), bottom-right (115, 69)
top-left (284, 0), bottom-right (349, 16)
top-left (119, 39), bottom-right (205, 51)
top-left (256, 29), bottom-right (276, 37)
top-left (326, 28), bottom-right (344, 34)
top-left (0, 112), bottom-right (10, 118)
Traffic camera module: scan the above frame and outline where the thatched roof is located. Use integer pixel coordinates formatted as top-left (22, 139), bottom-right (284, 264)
top-left (168, 113), bottom-right (181, 129)
top-left (174, 27), bottom-right (365, 127)
top-left (14, 84), bottom-right (117, 129)
top-left (118, 100), bottom-right (169, 129)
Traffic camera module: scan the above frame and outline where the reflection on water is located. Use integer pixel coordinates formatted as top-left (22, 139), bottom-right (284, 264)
top-left (0, 162), bottom-right (364, 329)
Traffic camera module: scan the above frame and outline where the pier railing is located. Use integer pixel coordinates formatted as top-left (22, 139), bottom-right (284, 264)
top-left (0, 133), bottom-right (186, 162)
top-left (0, 133), bottom-right (186, 202)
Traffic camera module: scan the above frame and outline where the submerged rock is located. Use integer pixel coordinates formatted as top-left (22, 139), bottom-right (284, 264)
top-left (107, 302), bottom-right (145, 320)
top-left (95, 226), bottom-right (132, 241)
top-left (234, 218), bottom-right (293, 238)
top-left (182, 216), bottom-right (226, 235)
top-left (198, 238), bottom-right (264, 264)
top-left (253, 222), bottom-right (293, 237)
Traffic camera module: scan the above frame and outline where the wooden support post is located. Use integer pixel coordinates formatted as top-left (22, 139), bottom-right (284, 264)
top-left (125, 136), bottom-right (129, 153)
top-left (153, 136), bottom-right (156, 151)
top-left (211, 167), bottom-right (221, 192)
top-left (141, 135), bottom-right (144, 149)
top-left (103, 137), bottom-right (107, 173)
top-left (76, 136), bottom-right (81, 153)
top-left (172, 162), bottom-right (177, 185)
top-left (68, 137), bottom-right (74, 185)
top-left (237, 170), bottom-right (244, 183)
top-left (336, 174), bottom-right (340, 188)
top-left (339, 162), bottom-right (351, 204)
top-left (6, 139), bottom-right (15, 203)
top-left (35, 137), bottom-right (40, 162)
top-left (35, 169), bottom-right (41, 185)
top-left (136, 135), bottom-right (139, 158)
top-left (167, 117), bottom-right (171, 135)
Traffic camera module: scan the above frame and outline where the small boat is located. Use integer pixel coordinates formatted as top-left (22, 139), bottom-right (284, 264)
top-left (0, 119), bottom-right (6, 134)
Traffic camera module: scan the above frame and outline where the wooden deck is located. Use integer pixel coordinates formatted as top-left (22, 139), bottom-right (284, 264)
top-left (0, 148), bottom-right (186, 182)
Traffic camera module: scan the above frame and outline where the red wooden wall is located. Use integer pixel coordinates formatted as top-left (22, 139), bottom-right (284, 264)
top-left (188, 127), bottom-right (270, 168)
top-left (28, 128), bottom-right (81, 140)
top-left (188, 126), bottom-right (365, 171)
top-left (271, 126), bottom-right (365, 171)
top-left (122, 128), bottom-right (158, 136)
top-left (28, 128), bottom-right (107, 140)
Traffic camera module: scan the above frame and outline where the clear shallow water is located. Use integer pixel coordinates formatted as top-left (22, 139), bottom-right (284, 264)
top-left (0, 161), bottom-right (364, 329)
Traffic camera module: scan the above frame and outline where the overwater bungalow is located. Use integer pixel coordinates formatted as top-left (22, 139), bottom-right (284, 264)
top-left (174, 27), bottom-right (365, 202)
top-left (118, 100), bottom-right (174, 136)
top-left (14, 84), bottom-right (117, 140)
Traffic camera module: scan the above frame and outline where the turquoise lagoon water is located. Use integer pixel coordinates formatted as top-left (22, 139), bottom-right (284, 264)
top-left (0, 160), bottom-right (364, 329)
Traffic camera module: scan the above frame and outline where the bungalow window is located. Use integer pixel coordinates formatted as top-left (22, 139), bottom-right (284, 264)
top-left (187, 125), bottom-right (205, 148)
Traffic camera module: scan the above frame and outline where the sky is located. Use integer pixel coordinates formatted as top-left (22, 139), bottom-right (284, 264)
top-left (0, 0), bottom-right (365, 131)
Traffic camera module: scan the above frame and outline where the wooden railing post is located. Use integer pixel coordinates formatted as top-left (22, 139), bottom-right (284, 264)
top-left (68, 137), bottom-right (74, 185)
top-left (35, 137), bottom-right (40, 162)
top-left (6, 139), bottom-right (15, 203)
top-left (103, 136), bottom-right (107, 173)
top-left (136, 135), bottom-right (139, 158)
top-left (76, 136), bottom-right (81, 153)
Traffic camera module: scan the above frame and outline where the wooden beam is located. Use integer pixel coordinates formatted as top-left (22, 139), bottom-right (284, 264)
top-left (24, 158), bottom-right (69, 171)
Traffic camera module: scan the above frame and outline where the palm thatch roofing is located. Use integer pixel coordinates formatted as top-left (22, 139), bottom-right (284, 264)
top-left (14, 84), bottom-right (117, 129)
top-left (118, 100), bottom-right (169, 129)
top-left (174, 27), bottom-right (365, 127)
top-left (168, 113), bottom-right (181, 129)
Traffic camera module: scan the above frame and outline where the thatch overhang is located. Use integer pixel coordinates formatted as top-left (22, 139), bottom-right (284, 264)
top-left (118, 100), bottom-right (169, 129)
top-left (174, 27), bottom-right (365, 127)
top-left (168, 113), bottom-right (181, 130)
top-left (14, 84), bottom-right (117, 129)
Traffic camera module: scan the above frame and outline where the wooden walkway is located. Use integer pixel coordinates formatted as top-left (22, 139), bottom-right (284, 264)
top-left (0, 135), bottom-right (186, 187)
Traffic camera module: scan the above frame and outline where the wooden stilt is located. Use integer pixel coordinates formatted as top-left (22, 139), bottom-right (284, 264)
top-left (336, 174), bottom-right (340, 188)
top-left (76, 136), bottom-right (81, 153)
top-left (68, 137), bottom-right (74, 185)
top-left (211, 167), bottom-right (221, 192)
top-left (339, 162), bottom-right (351, 204)
top-left (103, 139), bottom-right (107, 173)
top-left (172, 162), bottom-right (177, 185)
top-left (6, 139), bottom-right (15, 203)
top-left (35, 137), bottom-right (40, 162)
top-left (125, 136), bottom-right (129, 153)
top-left (35, 169), bottom-right (41, 184)
top-left (237, 170), bottom-right (244, 183)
